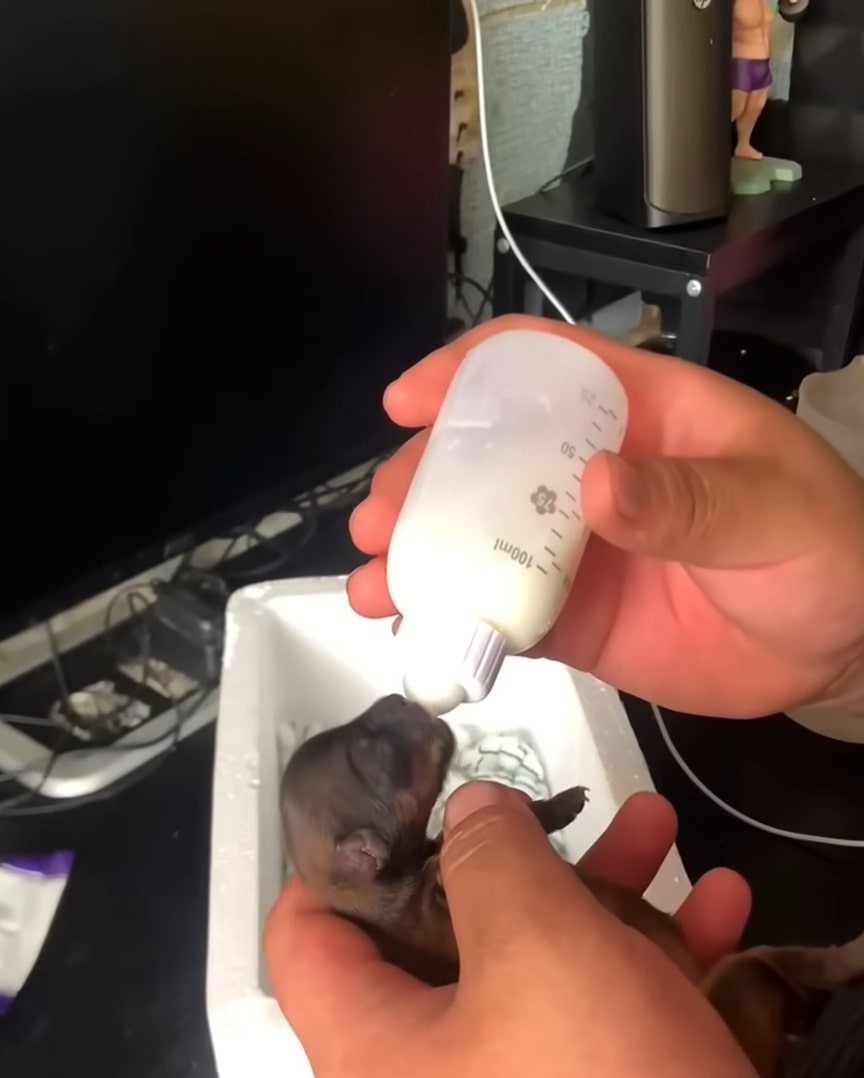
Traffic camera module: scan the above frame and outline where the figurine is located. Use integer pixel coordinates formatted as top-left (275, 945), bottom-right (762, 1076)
top-left (731, 0), bottom-right (774, 160)
top-left (731, 0), bottom-right (809, 194)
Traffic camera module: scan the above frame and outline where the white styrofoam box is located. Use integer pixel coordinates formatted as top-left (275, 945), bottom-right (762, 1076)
top-left (206, 577), bottom-right (690, 1078)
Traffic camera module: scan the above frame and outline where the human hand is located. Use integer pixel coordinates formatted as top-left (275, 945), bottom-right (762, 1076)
top-left (348, 315), bottom-right (864, 718)
top-left (265, 785), bottom-right (755, 1077)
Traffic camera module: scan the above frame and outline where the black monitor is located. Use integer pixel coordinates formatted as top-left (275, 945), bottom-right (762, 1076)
top-left (0, 0), bottom-right (450, 635)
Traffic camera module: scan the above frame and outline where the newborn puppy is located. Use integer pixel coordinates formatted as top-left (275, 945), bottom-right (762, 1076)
top-left (281, 694), bottom-right (864, 1077)
top-left (280, 693), bottom-right (459, 984)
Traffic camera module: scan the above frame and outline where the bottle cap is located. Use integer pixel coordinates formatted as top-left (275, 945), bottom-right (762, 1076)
top-left (397, 615), bottom-right (508, 715)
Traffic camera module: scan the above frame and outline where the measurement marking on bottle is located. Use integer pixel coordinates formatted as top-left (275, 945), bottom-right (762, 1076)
top-left (551, 528), bottom-right (562, 539)
top-left (552, 561), bottom-right (561, 572)
top-left (591, 420), bottom-right (603, 433)
top-left (565, 490), bottom-right (576, 502)
top-left (558, 509), bottom-right (570, 520)
top-left (492, 538), bottom-right (534, 568)
top-left (585, 438), bottom-right (596, 451)
top-left (544, 545), bottom-right (556, 556)
top-left (598, 404), bottom-right (609, 415)
top-left (536, 564), bottom-right (548, 575)
top-left (571, 472), bottom-right (581, 483)
top-left (609, 409), bottom-right (618, 421)
top-left (578, 455), bottom-right (588, 465)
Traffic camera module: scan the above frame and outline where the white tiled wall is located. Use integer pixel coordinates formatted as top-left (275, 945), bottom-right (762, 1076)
top-left (460, 0), bottom-right (589, 291)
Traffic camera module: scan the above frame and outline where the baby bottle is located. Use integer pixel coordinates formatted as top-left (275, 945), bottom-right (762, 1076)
top-left (787, 355), bottom-right (864, 743)
top-left (386, 327), bottom-right (628, 714)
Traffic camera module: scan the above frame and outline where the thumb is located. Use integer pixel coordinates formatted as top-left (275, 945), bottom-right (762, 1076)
top-left (441, 782), bottom-right (609, 985)
top-left (583, 451), bottom-right (823, 569)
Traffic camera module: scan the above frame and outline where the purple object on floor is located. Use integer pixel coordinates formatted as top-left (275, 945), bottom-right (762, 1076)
top-left (731, 57), bottom-right (773, 93)
top-left (2, 851), bottom-right (75, 877)
top-left (0, 850), bottom-right (75, 1019)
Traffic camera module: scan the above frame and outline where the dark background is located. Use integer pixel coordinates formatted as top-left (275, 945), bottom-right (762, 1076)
top-left (0, 0), bottom-right (450, 634)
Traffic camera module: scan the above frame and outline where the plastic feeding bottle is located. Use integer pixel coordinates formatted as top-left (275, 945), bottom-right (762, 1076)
top-left (386, 327), bottom-right (628, 714)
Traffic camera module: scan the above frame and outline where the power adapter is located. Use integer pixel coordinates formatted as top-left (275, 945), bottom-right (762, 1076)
top-left (151, 574), bottom-right (227, 683)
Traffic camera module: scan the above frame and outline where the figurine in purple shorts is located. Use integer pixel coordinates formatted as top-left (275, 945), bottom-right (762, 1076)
top-left (731, 0), bottom-right (774, 160)
top-left (732, 0), bottom-right (808, 162)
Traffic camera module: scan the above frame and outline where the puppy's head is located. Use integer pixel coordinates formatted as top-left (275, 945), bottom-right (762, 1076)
top-left (280, 694), bottom-right (455, 911)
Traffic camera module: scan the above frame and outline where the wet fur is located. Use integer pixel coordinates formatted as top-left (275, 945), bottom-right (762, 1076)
top-left (281, 695), bottom-right (864, 1078)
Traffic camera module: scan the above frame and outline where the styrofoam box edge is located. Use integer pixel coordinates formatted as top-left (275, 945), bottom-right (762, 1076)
top-left (206, 577), bottom-right (690, 1078)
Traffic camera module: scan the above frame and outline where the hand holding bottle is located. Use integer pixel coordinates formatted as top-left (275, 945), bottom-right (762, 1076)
top-left (348, 315), bottom-right (864, 719)
top-left (265, 784), bottom-right (755, 1078)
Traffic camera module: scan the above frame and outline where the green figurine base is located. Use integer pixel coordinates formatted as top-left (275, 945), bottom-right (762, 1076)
top-left (731, 156), bottom-right (803, 196)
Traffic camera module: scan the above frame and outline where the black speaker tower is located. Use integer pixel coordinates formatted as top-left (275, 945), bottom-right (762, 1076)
top-left (593, 0), bottom-right (733, 229)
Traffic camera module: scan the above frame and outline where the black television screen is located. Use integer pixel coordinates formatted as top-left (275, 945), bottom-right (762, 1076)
top-left (0, 0), bottom-right (450, 632)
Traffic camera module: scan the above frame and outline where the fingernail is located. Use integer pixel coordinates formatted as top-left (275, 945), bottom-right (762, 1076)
top-left (445, 781), bottom-right (514, 830)
top-left (611, 457), bottom-right (649, 521)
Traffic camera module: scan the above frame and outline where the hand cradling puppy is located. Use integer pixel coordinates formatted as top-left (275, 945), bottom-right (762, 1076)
top-left (280, 694), bottom-right (864, 1078)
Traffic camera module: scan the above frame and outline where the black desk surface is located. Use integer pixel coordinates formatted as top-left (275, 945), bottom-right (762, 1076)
top-left (2, 505), bottom-right (864, 1077)
top-left (504, 160), bottom-right (864, 289)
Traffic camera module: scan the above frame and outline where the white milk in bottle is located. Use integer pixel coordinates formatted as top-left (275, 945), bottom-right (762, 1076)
top-left (386, 328), bottom-right (628, 714)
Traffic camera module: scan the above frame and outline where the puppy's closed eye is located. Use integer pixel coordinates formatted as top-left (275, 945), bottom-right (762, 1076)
top-left (350, 735), bottom-right (395, 764)
top-left (349, 735), bottom-right (416, 794)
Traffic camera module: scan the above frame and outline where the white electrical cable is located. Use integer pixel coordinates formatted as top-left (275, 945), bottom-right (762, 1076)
top-left (651, 702), bottom-right (864, 849)
top-left (471, 4), bottom-right (864, 851)
top-left (468, 0), bottom-right (575, 325)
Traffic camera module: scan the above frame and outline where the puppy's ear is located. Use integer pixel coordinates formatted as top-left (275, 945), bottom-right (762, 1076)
top-left (332, 828), bottom-right (389, 885)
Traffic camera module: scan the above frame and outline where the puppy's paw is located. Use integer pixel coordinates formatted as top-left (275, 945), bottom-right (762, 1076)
top-left (531, 786), bottom-right (590, 835)
top-left (558, 785), bottom-right (590, 816)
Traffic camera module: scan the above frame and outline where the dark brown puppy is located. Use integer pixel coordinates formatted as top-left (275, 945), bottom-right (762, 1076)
top-left (280, 694), bottom-right (864, 1077)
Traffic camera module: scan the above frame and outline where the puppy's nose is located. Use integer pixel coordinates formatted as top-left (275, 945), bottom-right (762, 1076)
top-left (364, 694), bottom-right (411, 729)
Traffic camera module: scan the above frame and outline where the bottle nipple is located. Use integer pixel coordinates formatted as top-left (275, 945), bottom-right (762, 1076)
top-left (397, 615), bottom-right (508, 715)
